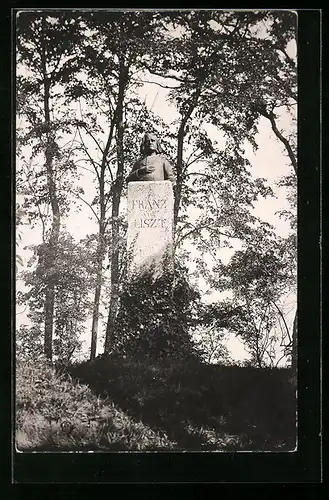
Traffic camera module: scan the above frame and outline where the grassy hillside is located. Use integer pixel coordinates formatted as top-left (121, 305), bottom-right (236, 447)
top-left (15, 359), bottom-right (176, 451)
top-left (16, 357), bottom-right (296, 451)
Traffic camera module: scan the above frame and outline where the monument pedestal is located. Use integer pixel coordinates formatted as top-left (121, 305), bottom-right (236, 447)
top-left (127, 181), bottom-right (174, 276)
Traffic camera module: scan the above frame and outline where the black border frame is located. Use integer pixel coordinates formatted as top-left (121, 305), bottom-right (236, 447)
top-left (4, 5), bottom-right (322, 485)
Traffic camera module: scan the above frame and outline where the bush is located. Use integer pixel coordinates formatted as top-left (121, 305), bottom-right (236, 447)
top-left (111, 261), bottom-right (202, 362)
top-left (16, 325), bottom-right (44, 363)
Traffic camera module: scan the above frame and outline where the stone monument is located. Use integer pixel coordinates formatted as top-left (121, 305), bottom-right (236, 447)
top-left (126, 133), bottom-right (176, 275)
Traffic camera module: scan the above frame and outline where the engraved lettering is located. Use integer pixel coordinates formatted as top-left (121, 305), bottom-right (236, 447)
top-left (132, 217), bottom-right (169, 229)
top-left (132, 198), bottom-right (168, 211)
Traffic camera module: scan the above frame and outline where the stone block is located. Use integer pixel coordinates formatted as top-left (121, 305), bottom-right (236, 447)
top-left (127, 181), bottom-right (174, 276)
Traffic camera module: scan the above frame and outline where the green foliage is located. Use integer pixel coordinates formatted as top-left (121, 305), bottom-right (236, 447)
top-left (227, 245), bottom-right (290, 299)
top-left (19, 232), bottom-right (96, 363)
top-left (175, 142), bottom-right (277, 255)
top-left (276, 173), bottom-right (297, 230)
top-left (204, 237), bottom-right (296, 367)
top-left (17, 355), bottom-right (296, 451)
top-left (16, 325), bottom-right (44, 363)
top-left (110, 261), bottom-right (202, 361)
top-left (192, 325), bottom-right (232, 365)
top-left (144, 10), bottom-right (296, 153)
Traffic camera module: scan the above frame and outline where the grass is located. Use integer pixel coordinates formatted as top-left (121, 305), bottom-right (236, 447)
top-left (15, 358), bottom-right (176, 451)
top-left (15, 356), bottom-right (296, 452)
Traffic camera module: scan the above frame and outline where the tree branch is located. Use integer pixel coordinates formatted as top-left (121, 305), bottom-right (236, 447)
top-left (76, 127), bottom-right (101, 184)
top-left (75, 193), bottom-right (100, 223)
top-left (271, 300), bottom-right (292, 344)
top-left (185, 151), bottom-right (206, 169)
top-left (63, 126), bottom-right (78, 165)
top-left (78, 99), bottom-right (106, 156)
top-left (275, 44), bottom-right (296, 69)
top-left (136, 78), bottom-right (179, 90)
top-left (175, 221), bottom-right (234, 248)
top-left (49, 50), bottom-right (64, 81)
top-left (142, 64), bottom-right (196, 84)
top-left (259, 108), bottom-right (298, 175)
top-left (74, 159), bottom-right (98, 175)
top-left (245, 296), bottom-right (263, 367)
top-left (184, 171), bottom-right (232, 198)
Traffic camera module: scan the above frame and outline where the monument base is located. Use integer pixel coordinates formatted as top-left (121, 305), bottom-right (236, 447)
top-left (127, 181), bottom-right (174, 277)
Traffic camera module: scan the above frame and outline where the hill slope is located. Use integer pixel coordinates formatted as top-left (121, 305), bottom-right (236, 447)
top-left (16, 357), bottom-right (296, 451)
top-left (16, 359), bottom-right (176, 451)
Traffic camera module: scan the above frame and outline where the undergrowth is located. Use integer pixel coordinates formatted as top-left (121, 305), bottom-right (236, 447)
top-left (16, 356), bottom-right (296, 452)
top-left (15, 358), bottom-right (176, 451)
top-left (68, 356), bottom-right (296, 451)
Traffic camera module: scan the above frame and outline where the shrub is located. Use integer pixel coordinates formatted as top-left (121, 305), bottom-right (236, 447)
top-left (110, 260), bottom-right (202, 362)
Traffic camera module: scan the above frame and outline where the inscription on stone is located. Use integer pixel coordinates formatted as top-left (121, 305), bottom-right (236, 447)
top-left (133, 218), bottom-right (167, 229)
top-left (131, 199), bottom-right (167, 210)
top-left (127, 181), bottom-right (174, 274)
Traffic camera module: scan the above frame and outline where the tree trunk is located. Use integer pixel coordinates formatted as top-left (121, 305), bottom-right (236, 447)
top-left (104, 191), bottom-right (121, 354)
top-left (44, 286), bottom-right (54, 360)
top-left (104, 62), bottom-right (126, 354)
top-left (44, 145), bottom-right (61, 362)
top-left (255, 332), bottom-right (263, 368)
top-left (174, 91), bottom-right (201, 232)
top-left (89, 146), bottom-right (106, 361)
top-left (89, 135), bottom-right (114, 359)
top-left (89, 61), bottom-right (127, 359)
top-left (90, 218), bottom-right (105, 361)
top-left (90, 273), bottom-right (101, 361)
top-left (291, 309), bottom-right (297, 382)
top-left (174, 123), bottom-right (185, 231)
top-left (42, 41), bottom-right (60, 362)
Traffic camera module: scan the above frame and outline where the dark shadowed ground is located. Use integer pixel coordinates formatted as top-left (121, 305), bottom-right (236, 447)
top-left (66, 356), bottom-right (296, 451)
